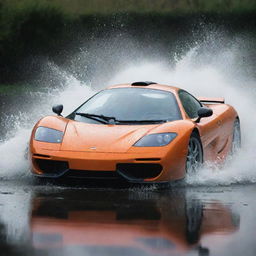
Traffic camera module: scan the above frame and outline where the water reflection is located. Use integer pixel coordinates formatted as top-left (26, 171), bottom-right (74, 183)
top-left (28, 188), bottom-right (239, 256)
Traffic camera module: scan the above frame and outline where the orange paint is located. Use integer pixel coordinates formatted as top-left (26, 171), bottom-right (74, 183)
top-left (29, 83), bottom-right (239, 182)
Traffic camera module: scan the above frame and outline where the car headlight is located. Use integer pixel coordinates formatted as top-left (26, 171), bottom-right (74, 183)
top-left (34, 127), bottom-right (64, 143)
top-left (134, 132), bottom-right (177, 147)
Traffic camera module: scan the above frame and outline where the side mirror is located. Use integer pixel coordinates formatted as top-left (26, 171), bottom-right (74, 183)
top-left (52, 104), bottom-right (63, 116)
top-left (196, 107), bottom-right (213, 123)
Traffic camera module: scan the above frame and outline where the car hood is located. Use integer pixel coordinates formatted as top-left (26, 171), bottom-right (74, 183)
top-left (60, 121), bottom-right (164, 153)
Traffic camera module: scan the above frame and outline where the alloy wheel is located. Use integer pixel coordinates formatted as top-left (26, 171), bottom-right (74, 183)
top-left (186, 135), bottom-right (203, 174)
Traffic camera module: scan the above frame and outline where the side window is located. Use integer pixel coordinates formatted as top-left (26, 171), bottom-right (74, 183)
top-left (178, 90), bottom-right (202, 118)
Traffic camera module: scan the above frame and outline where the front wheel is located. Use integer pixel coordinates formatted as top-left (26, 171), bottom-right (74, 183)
top-left (186, 132), bottom-right (203, 174)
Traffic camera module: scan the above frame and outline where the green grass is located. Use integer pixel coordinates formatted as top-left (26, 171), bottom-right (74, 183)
top-left (0, 0), bottom-right (69, 69)
top-left (57, 0), bottom-right (256, 14)
top-left (1, 0), bottom-right (256, 15)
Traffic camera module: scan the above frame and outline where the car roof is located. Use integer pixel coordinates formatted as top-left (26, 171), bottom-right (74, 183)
top-left (107, 82), bottom-right (180, 94)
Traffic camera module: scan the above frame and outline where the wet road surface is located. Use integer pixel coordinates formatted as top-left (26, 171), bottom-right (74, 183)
top-left (0, 181), bottom-right (255, 256)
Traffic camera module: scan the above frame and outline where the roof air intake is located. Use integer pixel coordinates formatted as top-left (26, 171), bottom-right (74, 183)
top-left (131, 81), bottom-right (157, 86)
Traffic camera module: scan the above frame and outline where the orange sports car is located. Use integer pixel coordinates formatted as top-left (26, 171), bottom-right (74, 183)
top-left (29, 81), bottom-right (241, 183)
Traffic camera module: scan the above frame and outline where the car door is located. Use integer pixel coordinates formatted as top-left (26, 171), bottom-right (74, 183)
top-left (206, 104), bottom-right (235, 159)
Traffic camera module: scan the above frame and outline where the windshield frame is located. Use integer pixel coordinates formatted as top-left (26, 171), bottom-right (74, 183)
top-left (67, 87), bottom-right (182, 125)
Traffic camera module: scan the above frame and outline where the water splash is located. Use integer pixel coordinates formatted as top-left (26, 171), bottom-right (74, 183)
top-left (109, 46), bottom-right (256, 186)
top-left (0, 64), bottom-right (95, 179)
top-left (1, 37), bottom-right (256, 186)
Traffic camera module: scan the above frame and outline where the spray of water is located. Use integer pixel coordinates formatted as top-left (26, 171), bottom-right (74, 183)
top-left (0, 63), bottom-right (95, 180)
top-left (1, 35), bottom-right (255, 186)
top-left (109, 46), bottom-right (256, 186)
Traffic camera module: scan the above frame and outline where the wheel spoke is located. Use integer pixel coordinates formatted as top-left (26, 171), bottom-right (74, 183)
top-left (193, 143), bottom-right (198, 154)
top-left (186, 136), bottom-right (202, 174)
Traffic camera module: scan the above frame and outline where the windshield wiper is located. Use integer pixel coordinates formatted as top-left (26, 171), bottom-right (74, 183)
top-left (75, 112), bottom-right (116, 124)
top-left (76, 113), bottom-right (167, 124)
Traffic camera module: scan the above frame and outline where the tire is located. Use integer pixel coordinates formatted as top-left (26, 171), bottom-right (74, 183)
top-left (231, 119), bottom-right (241, 155)
top-left (186, 132), bottom-right (203, 174)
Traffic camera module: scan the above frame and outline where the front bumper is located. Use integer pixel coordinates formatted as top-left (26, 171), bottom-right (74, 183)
top-left (30, 148), bottom-right (187, 182)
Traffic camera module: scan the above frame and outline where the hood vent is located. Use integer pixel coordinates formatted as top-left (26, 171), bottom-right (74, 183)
top-left (131, 81), bottom-right (157, 86)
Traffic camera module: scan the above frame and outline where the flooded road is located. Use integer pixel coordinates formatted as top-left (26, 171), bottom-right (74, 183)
top-left (0, 182), bottom-right (255, 256)
top-left (1, 37), bottom-right (256, 255)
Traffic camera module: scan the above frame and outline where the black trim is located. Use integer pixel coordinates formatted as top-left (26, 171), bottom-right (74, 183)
top-left (199, 99), bottom-right (225, 104)
top-left (117, 163), bottom-right (163, 180)
top-left (65, 170), bottom-right (120, 179)
top-left (131, 81), bottom-right (157, 86)
top-left (33, 154), bottom-right (51, 158)
top-left (33, 163), bottom-right (164, 183)
top-left (135, 158), bottom-right (161, 161)
top-left (34, 159), bottom-right (69, 177)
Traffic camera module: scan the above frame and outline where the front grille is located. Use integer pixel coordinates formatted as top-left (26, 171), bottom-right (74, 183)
top-left (65, 170), bottom-right (120, 179)
top-left (117, 163), bottom-right (162, 180)
top-left (34, 159), bottom-right (69, 175)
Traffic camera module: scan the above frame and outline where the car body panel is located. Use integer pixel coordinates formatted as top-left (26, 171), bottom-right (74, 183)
top-left (60, 121), bottom-right (157, 153)
top-left (29, 83), bottom-right (239, 182)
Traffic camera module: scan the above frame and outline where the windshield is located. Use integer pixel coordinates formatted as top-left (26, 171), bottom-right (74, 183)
top-left (70, 88), bottom-right (182, 124)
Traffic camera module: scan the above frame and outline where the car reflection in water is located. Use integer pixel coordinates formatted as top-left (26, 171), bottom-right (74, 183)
top-left (30, 189), bottom-right (240, 256)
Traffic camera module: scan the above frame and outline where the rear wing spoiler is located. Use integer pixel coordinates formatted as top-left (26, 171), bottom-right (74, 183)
top-left (198, 97), bottom-right (225, 104)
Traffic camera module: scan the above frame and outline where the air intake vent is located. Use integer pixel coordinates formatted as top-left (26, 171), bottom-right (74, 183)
top-left (131, 81), bottom-right (157, 86)
top-left (34, 159), bottom-right (68, 174)
top-left (117, 163), bottom-right (162, 180)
